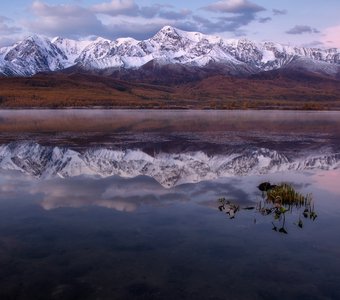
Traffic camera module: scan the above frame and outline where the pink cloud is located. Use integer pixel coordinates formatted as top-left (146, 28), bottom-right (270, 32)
top-left (322, 25), bottom-right (340, 48)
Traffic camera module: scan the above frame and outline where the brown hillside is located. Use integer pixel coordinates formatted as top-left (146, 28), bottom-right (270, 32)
top-left (0, 71), bottom-right (339, 109)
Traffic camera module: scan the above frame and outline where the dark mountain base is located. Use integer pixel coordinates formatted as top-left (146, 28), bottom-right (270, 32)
top-left (0, 71), bottom-right (339, 110)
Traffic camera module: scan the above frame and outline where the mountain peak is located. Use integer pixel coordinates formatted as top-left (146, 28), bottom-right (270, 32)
top-left (0, 27), bottom-right (339, 78)
top-left (51, 36), bottom-right (63, 43)
top-left (159, 25), bottom-right (177, 33)
top-left (24, 34), bottom-right (50, 44)
top-left (152, 25), bottom-right (184, 41)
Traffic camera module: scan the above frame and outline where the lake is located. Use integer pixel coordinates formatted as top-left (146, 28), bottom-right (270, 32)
top-left (0, 110), bottom-right (340, 300)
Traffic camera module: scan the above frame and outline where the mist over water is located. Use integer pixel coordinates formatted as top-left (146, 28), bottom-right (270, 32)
top-left (1, 110), bottom-right (340, 300)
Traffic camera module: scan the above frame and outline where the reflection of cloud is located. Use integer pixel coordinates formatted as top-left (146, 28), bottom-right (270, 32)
top-left (4, 170), bottom-right (337, 214)
top-left (0, 170), bottom-right (34, 197)
top-left (0, 184), bottom-right (16, 192)
top-left (35, 175), bottom-right (191, 212)
top-left (41, 197), bottom-right (138, 212)
top-left (0, 170), bottom-right (257, 212)
top-left (312, 170), bottom-right (340, 196)
top-left (95, 200), bottom-right (137, 212)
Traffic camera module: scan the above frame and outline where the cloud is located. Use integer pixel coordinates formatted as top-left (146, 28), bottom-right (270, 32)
top-left (92, 0), bottom-right (139, 16)
top-left (0, 36), bottom-right (19, 47)
top-left (286, 25), bottom-right (320, 35)
top-left (139, 4), bottom-right (164, 18)
top-left (322, 25), bottom-right (340, 48)
top-left (302, 41), bottom-right (324, 48)
top-left (272, 9), bottom-right (287, 16)
top-left (259, 17), bottom-right (272, 24)
top-left (22, 1), bottom-right (196, 40)
top-left (98, 20), bottom-right (173, 40)
top-left (13, 0), bottom-right (287, 41)
top-left (159, 9), bottom-right (192, 20)
top-left (192, 11), bottom-right (259, 34)
top-left (200, 0), bottom-right (266, 34)
top-left (203, 0), bottom-right (265, 14)
top-left (0, 16), bottom-right (21, 35)
top-left (26, 1), bottom-right (106, 38)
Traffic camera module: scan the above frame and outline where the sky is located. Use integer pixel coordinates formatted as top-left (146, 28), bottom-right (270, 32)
top-left (0, 0), bottom-right (339, 48)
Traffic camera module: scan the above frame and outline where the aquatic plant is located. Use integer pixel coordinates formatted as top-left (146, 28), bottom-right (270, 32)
top-left (265, 183), bottom-right (312, 207)
top-left (218, 198), bottom-right (240, 219)
top-left (217, 182), bottom-right (317, 234)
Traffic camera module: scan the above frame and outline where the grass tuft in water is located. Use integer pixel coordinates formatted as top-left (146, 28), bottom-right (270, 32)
top-left (265, 183), bottom-right (313, 207)
top-left (218, 182), bottom-right (317, 234)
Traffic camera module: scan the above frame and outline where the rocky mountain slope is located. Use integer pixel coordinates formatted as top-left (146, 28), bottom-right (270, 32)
top-left (0, 26), bottom-right (339, 78)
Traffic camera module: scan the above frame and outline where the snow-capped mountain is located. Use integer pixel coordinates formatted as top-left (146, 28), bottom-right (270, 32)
top-left (0, 26), bottom-right (339, 77)
top-left (0, 35), bottom-right (70, 76)
top-left (0, 142), bottom-right (339, 187)
top-left (51, 37), bottom-right (92, 65)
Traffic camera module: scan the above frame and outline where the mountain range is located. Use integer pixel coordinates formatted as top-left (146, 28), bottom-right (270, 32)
top-left (0, 26), bottom-right (340, 109)
top-left (1, 25), bottom-right (339, 79)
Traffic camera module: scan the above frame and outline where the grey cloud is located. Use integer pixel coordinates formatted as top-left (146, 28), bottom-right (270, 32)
top-left (302, 41), bottom-right (324, 48)
top-left (0, 36), bottom-right (20, 47)
top-left (27, 1), bottom-right (107, 38)
top-left (22, 0), bottom-right (265, 41)
top-left (203, 0), bottom-right (265, 14)
top-left (0, 16), bottom-right (11, 22)
top-left (286, 25), bottom-right (320, 35)
top-left (27, 3), bottom-right (179, 41)
top-left (91, 0), bottom-right (139, 16)
top-left (191, 10), bottom-right (259, 34)
top-left (139, 4), bottom-right (163, 18)
top-left (272, 9), bottom-right (287, 16)
top-left (25, 1), bottom-right (196, 40)
top-left (200, 0), bottom-right (265, 34)
top-left (0, 16), bottom-right (21, 35)
top-left (159, 9), bottom-right (192, 20)
top-left (91, 0), bottom-right (188, 21)
top-left (102, 21), bottom-right (170, 40)
top-left (136, 4), bottom-right (173, 18)
top-left (259, 17), bottom-right (272, 23)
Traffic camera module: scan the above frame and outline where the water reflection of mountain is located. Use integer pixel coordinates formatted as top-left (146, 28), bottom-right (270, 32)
top-left (0, 142), bottom-right (339, 187)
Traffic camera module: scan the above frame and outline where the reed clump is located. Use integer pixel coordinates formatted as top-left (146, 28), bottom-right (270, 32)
top-left (265, 183), bottom-right (312, 207)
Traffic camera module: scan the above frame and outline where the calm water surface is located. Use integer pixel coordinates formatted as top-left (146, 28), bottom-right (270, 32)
top-left (0, 110), bottom-right (340, 300)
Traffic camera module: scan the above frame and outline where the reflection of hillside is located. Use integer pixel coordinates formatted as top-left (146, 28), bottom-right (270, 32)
top-left (1, 110), bottom-right (340, 134)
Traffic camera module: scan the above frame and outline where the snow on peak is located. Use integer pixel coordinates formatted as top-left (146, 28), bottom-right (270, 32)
top-left (0, 27), bottom-right (339, 77)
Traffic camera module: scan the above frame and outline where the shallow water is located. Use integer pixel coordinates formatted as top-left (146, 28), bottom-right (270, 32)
top-left (0, 110), bottom-right (340, 300)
